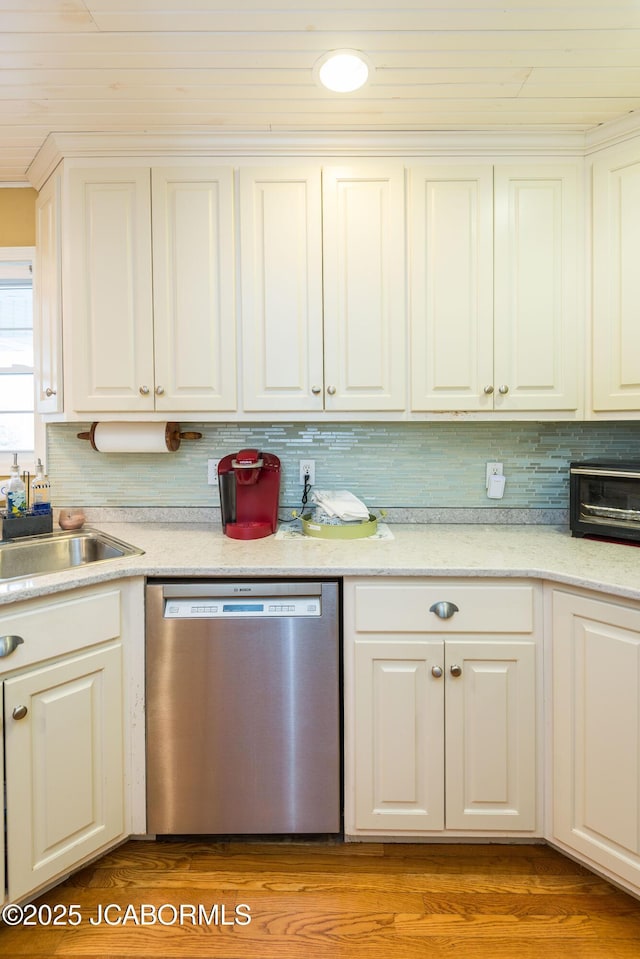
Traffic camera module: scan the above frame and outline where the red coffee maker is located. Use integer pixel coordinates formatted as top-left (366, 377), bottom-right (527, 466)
top-left (217, 449), bottom-right (281, 539)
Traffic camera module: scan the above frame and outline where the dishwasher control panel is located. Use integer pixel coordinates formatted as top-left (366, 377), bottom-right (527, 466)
top-left (164, 597), bottom-right (321, 618)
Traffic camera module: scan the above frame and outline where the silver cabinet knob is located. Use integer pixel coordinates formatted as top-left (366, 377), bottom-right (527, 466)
top-left (429, 601), bottom-right (459, 620)
top-left (0, 635), bottom-right (24, 657)
top-left (498, 385), bottom-right (509, 394)
top-left (326, 385), bottom-right (337, 396)
top-left (450, 664), bottom-right (463, 678)
top-left (12, 705), bottom-right (28, 721)
top-left (431, 665), bottom-right (443, 679)
top-left (139, 385), bottom-right (150, 396)
top-left (483, 385), bottom-right (494, 395)
top-left (155, 385), bottom-right (165, 396)
top-left (311, 386), bottom-right (322, 395)
top-left (44, 387), bottom-right (57, 397)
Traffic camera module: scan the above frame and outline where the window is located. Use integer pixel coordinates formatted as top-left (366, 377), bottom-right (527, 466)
top-left (0, 248), bottom-right (37, 472)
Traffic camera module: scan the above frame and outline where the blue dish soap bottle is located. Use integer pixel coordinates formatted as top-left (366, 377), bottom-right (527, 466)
top-left (31, 458), bottom-right (51, 515)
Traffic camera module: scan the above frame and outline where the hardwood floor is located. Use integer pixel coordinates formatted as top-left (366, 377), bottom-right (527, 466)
top-left (2, 840), bottom-right (640, 958)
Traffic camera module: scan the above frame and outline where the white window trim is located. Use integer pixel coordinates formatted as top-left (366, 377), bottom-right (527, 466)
top-left (0, 245), bottom-right (41, 475)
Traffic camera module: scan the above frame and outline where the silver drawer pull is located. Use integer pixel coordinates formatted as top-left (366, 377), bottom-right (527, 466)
top-left (12, 704), bottom-right (28, 721)
top-left (0, 635), bottom-right (24, 657)
top-left (429, 601), bottom-right (459, 620)
top-left (450, 664), bottom-right (463, 678)
top-left (431, 665), bottom-right (443, 679)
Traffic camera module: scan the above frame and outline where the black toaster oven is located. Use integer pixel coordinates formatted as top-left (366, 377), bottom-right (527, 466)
top-left (570, 460), bottom-right (640, 542)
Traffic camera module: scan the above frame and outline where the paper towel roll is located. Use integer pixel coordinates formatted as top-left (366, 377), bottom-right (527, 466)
top-left (77, 422), bottom-right (201, 453)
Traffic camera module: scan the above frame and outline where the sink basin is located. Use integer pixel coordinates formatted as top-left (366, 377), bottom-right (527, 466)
top-left (0, 528), bottom-right (144, 582)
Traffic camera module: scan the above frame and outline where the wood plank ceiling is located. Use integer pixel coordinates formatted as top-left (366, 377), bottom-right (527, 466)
top-left (1, 0), bottom-right (640, 182)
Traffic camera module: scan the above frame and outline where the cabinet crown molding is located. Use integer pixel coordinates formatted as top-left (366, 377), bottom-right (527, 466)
top-left (28, 129), bottom-right (586, 190)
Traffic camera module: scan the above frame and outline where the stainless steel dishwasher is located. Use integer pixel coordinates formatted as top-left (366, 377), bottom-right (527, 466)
top-left (145, 579), bottom-right (341, 835)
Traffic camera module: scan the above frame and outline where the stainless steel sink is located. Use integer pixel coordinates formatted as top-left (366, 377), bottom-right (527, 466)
top-left (0, 528), bottom-right (144, 582)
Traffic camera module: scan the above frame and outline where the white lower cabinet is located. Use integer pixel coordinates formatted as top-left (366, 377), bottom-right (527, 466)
top-left (551, 587), bottom-right (640, 893)
top-left (345, 578), bottom-right (540, 837)
top-left (0, 582), bottom-right (140, 904)
top-left (4, 643), bottom-right (123, 902)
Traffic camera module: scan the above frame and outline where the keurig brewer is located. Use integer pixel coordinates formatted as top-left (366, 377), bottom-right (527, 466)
top-left (218, 449), bottom-right (281, 539)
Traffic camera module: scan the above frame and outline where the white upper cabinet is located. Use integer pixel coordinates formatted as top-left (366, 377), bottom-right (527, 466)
top-left (409, 166), bottom-right (494, 411)
top-left (35, 146), bottom-right (590, 421)
top-left (592, 139), bottom-right (640, 412)
top-left (410, 162), bottom-right (581, 413)
top-left (68, 166), bottom-right (154, 413)
top-left (239, 163), bottom-right (406, 413)
top-left (67, 163), bottom-right (236, 414)
top-left (151, 167), bottom-right (236, 412)
top-left (239, 166), bottom-right (324, 412)
top-left (494, 166), bottom-right (580, 412)
top-left (322, 165), bottom-right (406, 412)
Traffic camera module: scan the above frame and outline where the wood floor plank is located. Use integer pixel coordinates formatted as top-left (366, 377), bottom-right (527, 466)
top-left (1, 840), bottom-right (638, 959)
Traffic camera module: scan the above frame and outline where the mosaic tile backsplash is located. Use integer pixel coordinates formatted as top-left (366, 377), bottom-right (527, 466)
top-left (46, 421), bottom-right (640, 515)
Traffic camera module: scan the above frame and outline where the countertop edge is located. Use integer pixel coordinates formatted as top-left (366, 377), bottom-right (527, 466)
top-left (1, 523), bottom-right (639, 606)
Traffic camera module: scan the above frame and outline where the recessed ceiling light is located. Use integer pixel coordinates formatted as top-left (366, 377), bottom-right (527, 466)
top-left (314, 50), bottom-right (372, 93)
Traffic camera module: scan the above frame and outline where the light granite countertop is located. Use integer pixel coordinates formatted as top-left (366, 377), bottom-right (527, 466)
top-left (1, 521), bottom-right (640, 606)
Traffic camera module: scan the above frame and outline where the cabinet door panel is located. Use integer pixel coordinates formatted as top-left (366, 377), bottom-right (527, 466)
top-left (34, 170), bottom-right (63, 413)
top-left (445, 641), bottom-right (537, 830)
top-left (68, 167), bottom-right (154, 412)
top-left (410, 166), bottom-right (494, 411)
top-left (240, 167), bottom-right (324, 412)
top-left (354, 640), bottom-right (444, 831)
top-left (5, 644), bottom-right (124, 901)
top-left (494, 165), bottom-right (580, 411)
top-left (553, 591), bottom-right (640, 887)
top-left (152, 167), bottom-right (236, 411)
top-left (592, 146), bottom-right (640, 411)
top-left (323, 165), bottom-right (406, 411)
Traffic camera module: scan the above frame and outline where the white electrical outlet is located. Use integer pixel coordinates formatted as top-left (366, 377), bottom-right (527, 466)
top-left (207, 458), bottom-right (220, 485)
top-left (299, 459), bottom-right (315, 485)
top-left (485, 461), bottom-right (503, 489)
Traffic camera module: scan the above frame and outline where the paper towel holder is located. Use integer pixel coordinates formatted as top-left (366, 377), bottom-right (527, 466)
top-left (77, 422), bottom-right (203, 453)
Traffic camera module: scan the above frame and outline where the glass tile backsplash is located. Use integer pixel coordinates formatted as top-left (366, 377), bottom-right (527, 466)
top-left (47, 421), bottom-right (640, 514)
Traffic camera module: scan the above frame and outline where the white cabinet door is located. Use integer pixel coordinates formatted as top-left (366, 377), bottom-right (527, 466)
top-left (323, 165), bottom-right (406, 411)
top-left (4, 643), bottom-right (124, 902)
top-left (410, 162), bottom-right (580, 413)
top-left (34, 169), bottom-right (63, 414)
top-left (346, 578), bottom-right (540, 837)
top-left (353, 640), bottom-right (445, 832)
top-left (240, 163), bottom-right (406, 413)
top-left (151, 167), bottom-right (236, 412)
top-left (239, 166), bottom-right (324, 412)
top-left (552, 590), bottom-right (640, 890)
top-left (445, 641), bottom-right (537, 830)
top-left (592, 141), bottom-right (640, 411)
top-left (410, 166), bottom-right (494, 411)
top-left (494, 165), bottom-right (580, 412)
top-left (67, 167), bottom-right (154, 412)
